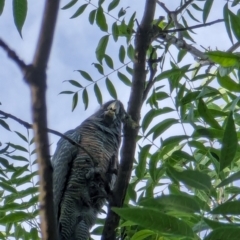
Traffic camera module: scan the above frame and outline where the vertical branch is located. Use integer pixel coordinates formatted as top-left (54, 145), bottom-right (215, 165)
top-left (102, 1), bottom-right (157, 239)
top-left (24, 0), bottom-right (60, 239)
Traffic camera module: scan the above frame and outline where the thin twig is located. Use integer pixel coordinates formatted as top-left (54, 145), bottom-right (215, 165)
top-left (162, 19), bottom-right (224, 33)
top-left (0, 110), bottom-right (96, 165)
top-left (157, 1), bottom-right (170, 14)
top-left (142, 49), bottom-right (162, 102)
top-left (175, 0), bottom-right (194, 14)
top-left (227, 42), bottom-right (240, 52)
top-left (0, 38), bottom-right (28, 72)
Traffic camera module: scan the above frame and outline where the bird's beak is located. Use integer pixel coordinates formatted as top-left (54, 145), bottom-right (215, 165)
top-left (107, 101), bottom-right (120, 114)
top-left (104, 101), bottom-right (120, 122)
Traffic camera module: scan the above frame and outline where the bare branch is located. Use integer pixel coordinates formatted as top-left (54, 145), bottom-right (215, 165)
top-left (227, 42), bottom-right (240, 52)
top-left (157, 33), bottom-right (211, 63)
top-left (170, 12), bottom-right (183, 39)
top-left (163, 19), bottom-right (224, 33)
top-left (157, 1), bottom-right (170, 14)
top-left (142, 50), bottom-right (161, 102)
top-left (0, 38), bottom-right (27, 72)
top-left (102, 1), bottom-right (157, 239)
top-left (0, 110), bottom-right (97, 166)
top-left (175, 0), bottom-right (194, 14)
top-left (23, 0), bottom-right (60, 239)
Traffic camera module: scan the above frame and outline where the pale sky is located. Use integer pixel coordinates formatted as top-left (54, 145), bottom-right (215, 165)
top-left (0, 0), bottom-right (234, 239)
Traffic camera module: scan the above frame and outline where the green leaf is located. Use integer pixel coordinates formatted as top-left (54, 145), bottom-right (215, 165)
top-left (82, 89), bottom-right (88, 110)
top-left (141, 108), bottom-right (174, 133)
top-left (14, 131), bottom-right (28, 142)
top-left (131, 230), bottom-right (155, 240)
top-left (0, 0), bottom-right (5, 15)
top-left (106, 78), bottom-right (117, 99)
top-left (98, 0), bottom-right (105, 6)
top-left (140, 194), bottom-right (201, 213)
top-left (204, 218), bottom-right (239, 229)
top-left (8, 155), bottom-right (28, 162)
top-left (207, 51), bottom-right (240, 67)
top-left (220, 112), bottom-right (237, 171)
top-left (224, 3), bottom-right (233, 44)
top-left (0, 182), bottom-right (17, 193)
top-left (177, 49), bottom-right (187, 63)
top-left (0, 119), bottom-right (11, 131)
top-left (211, 201), bottom-right (240, 215)
top-left (198, 98), bottom-right (221, 129)
top-left (112, 207), bottom-right (195, 238)
top-left (127, 44), bottom-right (134, 61)
top-left (193, 127), bottom-right (223, 140)
top-left (77, 70), bottom-right (93, 81)
top-left (232, 0), bottom-right (240, 7)
top-left (204, 227), bottom-right (240, 240)
top-left (119, 45), bottom-right (125, 63)
top-left (181, 91), bottom-right (200, 105)
top-left (61, 0), bottom-right (78, 10)
top-left (186, 9), bottom-right (200, 23)
top-left (13, 0), bottom-right (27, 37)
top-left (89, 9), bottom-right (96, 25)
top-left (191, 3), bottom-right (203, 11)
top-left (167, 166), bottom-right (212, 191)
top-left (0, 212), bottom-right (31, 223)
top-left (0, 144), bottom-right (10, 154)
top-left (70, 4), bottom-right (88, 18)
top-left (67, 79), bottom-right (83, 87)
top-left (72, 92), bottom-right (78, 111)
top-left (228, 9), bottom-right (240, 41)
top-left (112, 22), bottom-right (119, 41)
top-left (8, 143), bottom-right (28, 152)
top-left (59, 91), bottom-right (74, 94)
top-left (104, 54), bottom-right (114, 69)
top-left (146, 118), bottom-right (178, 140)
top-left (96, 6), bottom-right (108, 32)
top-left (92, 63), bottom-right (104, 75)
top-left (108, 0), bottom-right (120, 12)
top-left (217, 171), bottom-right (240, 187)
top-left (162, 135), bottom-right (189, 148)
top-left (203, 0), bottom-right (214, 23)
top-left (94, 83), bottom-right (103, 105)
top-left (155, 66), bottom-right (189, 82)
top-left (95, 35), bottom-right (109, 63)
top-left (136, 144), bottom-right (151, 179)
top-left (117, 71), bottom-right (131, 86)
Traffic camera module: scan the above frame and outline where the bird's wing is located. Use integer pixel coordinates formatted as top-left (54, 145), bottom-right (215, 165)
top-left (51, 129), bottom-right (80, 220)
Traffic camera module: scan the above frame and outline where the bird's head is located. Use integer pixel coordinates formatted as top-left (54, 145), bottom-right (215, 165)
top-left (102, 100), bottom-right (125, 125)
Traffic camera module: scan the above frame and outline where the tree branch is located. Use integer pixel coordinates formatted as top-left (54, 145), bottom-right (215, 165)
top-left (162, 19), bottom-right (224, 33)
top-left (0, 110), bottom-right (97, 166)
top-left (102, 1), bottom-right (157, 239)
top-left (0, 38), bottom-right (27, 72)
top-left (0, 0), bottom-right (60, 239)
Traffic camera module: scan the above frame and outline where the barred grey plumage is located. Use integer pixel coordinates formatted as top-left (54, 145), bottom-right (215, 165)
top-left (52, 100), bottom-right (124, 240)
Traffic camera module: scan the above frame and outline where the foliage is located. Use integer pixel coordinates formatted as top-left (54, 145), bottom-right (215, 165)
top-left (1, 0), bottom-right (240, 240)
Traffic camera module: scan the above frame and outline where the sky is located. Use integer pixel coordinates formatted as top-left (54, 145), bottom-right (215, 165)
top-left (0, 0), bottom-right (235, 238)
top-left (0, 0), bottom-right (231, 152)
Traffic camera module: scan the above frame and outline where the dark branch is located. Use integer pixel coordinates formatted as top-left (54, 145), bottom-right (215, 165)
top-left (162, 19), bottom-right (224, 33)
top-left (0, 38), bottom-right (28, 72)
top-left (142, 49), bottom-right (160, 102)
top-left (175, 0), bottom-right (194, 14)
top-left (24, 0), bottom-right (60, 239)
top-left (0, 110), bottom-right (97, 167)
top-left (102, 1), bottom-right (157, 239)
top-left (227, 42), bottom-right (240, 52)
top-left (157, 1), bottom-right (170, 14)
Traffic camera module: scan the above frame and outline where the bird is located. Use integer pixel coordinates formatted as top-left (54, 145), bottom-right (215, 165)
top-left (51, 100), bottom-right (125, 240)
